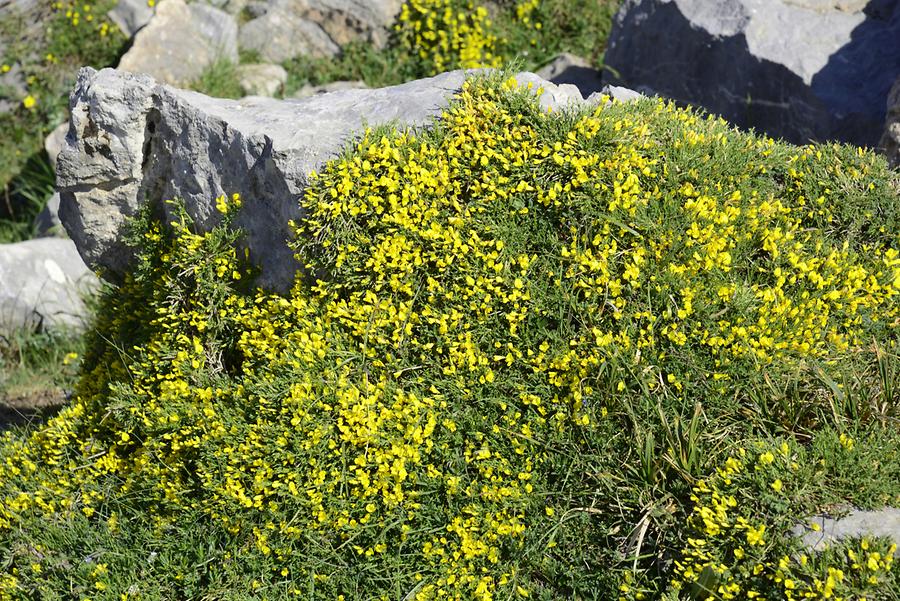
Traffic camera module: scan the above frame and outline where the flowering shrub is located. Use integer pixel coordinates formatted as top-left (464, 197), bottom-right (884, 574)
top-left (392, 0), bottom-right (553, 74)
top-left (1, 74), bottom-right (899, 599)
top-left (664, 439), bottom-right (897, 601)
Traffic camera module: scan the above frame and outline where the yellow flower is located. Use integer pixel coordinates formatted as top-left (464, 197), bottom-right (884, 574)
top-left (22, 95), bottom-right (36, 109)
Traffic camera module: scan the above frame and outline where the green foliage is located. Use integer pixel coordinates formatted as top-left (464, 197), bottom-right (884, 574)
top-left (1, 74), bottom-right (898, 599)
top-left (190, 58), bottom-right (245, 100)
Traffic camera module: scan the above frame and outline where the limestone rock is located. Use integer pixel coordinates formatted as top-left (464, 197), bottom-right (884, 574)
top-left (236, 64), bottom-right (288, 97)
top-left (238, 0), bottom-right (402, 63)
top-left (106, 0), bottom-right (155, 38)
top-left (292, 80), bottom-right (369, 98)
top-left (604, 0), bottom-right (900, 146)
top-left (879, 76), bottom-right (900, 168)
top-left (794, 508), bottom-right (900, 556)
top-left (44, 121), bottom-right (69, 171)
top-left (57, 67), bottom-right (586, 292)
top-left (536, 53), bottom-right (603, 99)
top-left (0, 238), bottom-right (97, 333)
top-left (117, 0), bottom-right (238, 87)
top-left (34, 192), bottom-right (63, 238)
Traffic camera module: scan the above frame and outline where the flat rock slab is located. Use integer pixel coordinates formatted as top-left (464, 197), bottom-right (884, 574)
top-left (56, 67), bottom-right (591, 292)
top-left (0, 238), bottom-right (97, 333)
top-left (604, 0), bottom-right (900, 147)
top-left (117, 0), bottom-right (238, 87)
top-left (794, 508), bottom-right (900, 556)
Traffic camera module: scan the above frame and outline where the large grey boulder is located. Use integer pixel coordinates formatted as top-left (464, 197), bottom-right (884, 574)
top-left (0, 238), bottom-right (97, 333)
top-left (56, 67), bottom-right (587, 292)
top-left (604, 0), bottom-right (900, 147)
top-left (117, 0), bottom-right (238, 87)
top-left (238, 0), bottom-right (403, 63)
top-left (879, 76), bottom-right (900, 168)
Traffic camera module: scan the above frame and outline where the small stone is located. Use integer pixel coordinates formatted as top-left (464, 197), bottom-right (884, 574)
top-left (34, 193), bottom-right (64, 238)
top-left (117, 0), bottom-right (238, 87)
top-left (536, 53), bottom-right (603, 99)
top-left (793, 507), bottom-right (900, 556)
top-left (236, 64), bottom-right (288, 97)
top-left (291, 80), bottom-right (369, 98)
top-left (44, 121), bottom-right (69, 171)
top-left (106, 0), bottom-right (155, 38)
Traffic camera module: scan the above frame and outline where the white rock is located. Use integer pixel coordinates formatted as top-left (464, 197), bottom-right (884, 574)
top-left (794, 507), bottom-right (900, 556)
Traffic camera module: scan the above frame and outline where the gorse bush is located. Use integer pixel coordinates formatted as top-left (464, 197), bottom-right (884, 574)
top-left (1, 74), bottom-right (899, 600)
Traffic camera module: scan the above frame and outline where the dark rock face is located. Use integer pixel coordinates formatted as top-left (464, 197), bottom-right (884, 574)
top-left (604, 0), bottom-right (900, 147)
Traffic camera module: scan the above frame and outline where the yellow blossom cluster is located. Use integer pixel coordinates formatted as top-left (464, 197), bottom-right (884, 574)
top-left (668, 442), bottom-right (897, 601)
top-left (0, 73), bottom-right (897, 599)
top-left (394, 1), bottom-right (545, 73)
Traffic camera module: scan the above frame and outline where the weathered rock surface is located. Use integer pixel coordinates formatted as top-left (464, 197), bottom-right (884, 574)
top-left (536, 53), bottom-right (603, 99)
top-left (879, 76), bottom-right (900, 168)
top-left (0, 238), bottom-right (97, 333)
top-left (106, 0), bottom-right (155, 38)
top-left (604, 0), bottom-right (900, 147)
top-left (794, 508), bottom-right (900, 556)
top-left (57, 67), bottom-right (587, 291)
top-left (236, 64), bottom-right (288, 97)
top-left (117, 0), bottom-right (238, 87)
top-left (291, 79), bottom-right (369, 98)
top-left (238, 0), bottom-right (402, 62)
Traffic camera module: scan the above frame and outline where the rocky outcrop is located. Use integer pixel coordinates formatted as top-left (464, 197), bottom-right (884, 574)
top-left (117, 0), bottom-right (238, 87)
top-left (879, 76), bottom-right (900, 169)
top-left (604, 0), bottom-right (900, 147)
top-left (0, 238), bottom-right (97, 333)
top-left (56, 67), bottom-right (591, 292)
top-left (238, 0), bottom-right (403, 62)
